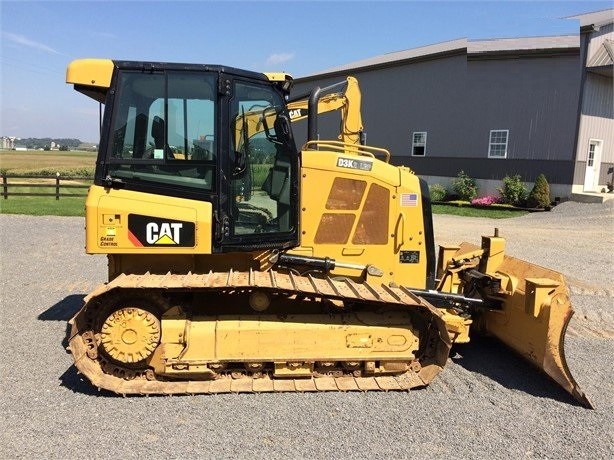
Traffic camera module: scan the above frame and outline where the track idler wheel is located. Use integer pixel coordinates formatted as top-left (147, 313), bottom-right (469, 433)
top-left (99, 307), bottom-right (161, 365)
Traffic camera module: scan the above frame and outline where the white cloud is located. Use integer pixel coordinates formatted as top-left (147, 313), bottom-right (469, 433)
top-left (3, 32), bottom-right (61, 55)
top-left (265, 52), bottom-right (295, 67)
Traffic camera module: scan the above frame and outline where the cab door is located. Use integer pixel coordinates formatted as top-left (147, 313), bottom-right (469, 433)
top-left (218, 77), bottom-right (299, 252)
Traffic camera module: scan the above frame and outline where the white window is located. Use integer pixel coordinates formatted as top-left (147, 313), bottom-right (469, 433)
top-left (488, 130), bottom-right (508, 158)
top-left (412, 132), bottom-right (427, 156)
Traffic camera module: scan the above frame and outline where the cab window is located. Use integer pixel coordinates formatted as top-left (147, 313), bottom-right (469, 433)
top-left (107, 71), bottom-right (216, 192)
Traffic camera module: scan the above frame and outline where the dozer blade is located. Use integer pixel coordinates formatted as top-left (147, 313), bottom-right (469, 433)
top-left (477, 252), bottom-right (593, 408)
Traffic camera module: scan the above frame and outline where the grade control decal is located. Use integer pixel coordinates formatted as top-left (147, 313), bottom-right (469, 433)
top-left (127, 214), bottom-right (195, 247)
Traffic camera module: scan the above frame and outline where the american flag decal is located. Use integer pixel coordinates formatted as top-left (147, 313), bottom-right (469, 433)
top-left (401, 193), bottom-right (418, 207)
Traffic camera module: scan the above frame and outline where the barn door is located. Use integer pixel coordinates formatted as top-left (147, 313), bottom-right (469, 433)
top-left (583, 140), bottom-right (602, 192)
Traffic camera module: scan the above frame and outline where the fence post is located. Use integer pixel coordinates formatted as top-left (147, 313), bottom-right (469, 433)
top-left (56, 172), bottom-right (60, 200)
top-left (2, 174), bottom-right (7, 200)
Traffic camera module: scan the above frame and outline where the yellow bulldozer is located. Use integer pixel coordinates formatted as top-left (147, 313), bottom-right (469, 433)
top-left (65, 59), bottom-right (591, 407)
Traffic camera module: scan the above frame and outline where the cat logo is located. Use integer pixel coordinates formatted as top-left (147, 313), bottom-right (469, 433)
top-left (288, 108), bottom-right (307, 120)
top-left (146, 222), bottom-right (183, 245)
top-left (128, 214), bottom-right (195, 247)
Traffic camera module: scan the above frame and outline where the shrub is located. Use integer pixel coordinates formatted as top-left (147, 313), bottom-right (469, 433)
top-left (527, 174), bottom-right (551, 208)
top-left (452, 170), bottom-right (478, 201)
top-left (471, 195), bottom-right (499, 206)
top-left (429, 184), bottom-right (448, 202)
top-left (498, 174), bottom-right (527, 206)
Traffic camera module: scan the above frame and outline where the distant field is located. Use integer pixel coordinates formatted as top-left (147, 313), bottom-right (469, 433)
top-left (0, 150), bottom-right (93, 215)
top-left (0, 150), bottom-right (96, 176)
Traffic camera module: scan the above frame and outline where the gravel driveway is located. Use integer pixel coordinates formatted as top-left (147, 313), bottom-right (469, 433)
top-left (1, 201), bottom-right (612, 459)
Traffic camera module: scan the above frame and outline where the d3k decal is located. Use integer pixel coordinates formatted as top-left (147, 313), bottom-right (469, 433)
top-left (128, 214), bottom-right (195, 247)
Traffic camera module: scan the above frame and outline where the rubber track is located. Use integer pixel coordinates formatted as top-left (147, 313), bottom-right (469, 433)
top-left (68, 269), bottom-right (451, 395)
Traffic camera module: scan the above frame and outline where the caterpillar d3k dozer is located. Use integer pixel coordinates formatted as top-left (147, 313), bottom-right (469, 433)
top-left (65, 59), bottom-right (591, 407)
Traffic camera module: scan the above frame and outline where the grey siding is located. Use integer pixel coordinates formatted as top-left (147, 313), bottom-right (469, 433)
top-left (600, 163), bottom-right (614, 185)
top-left (465, 55), bottom-right (581, 162)
top-left (399, 157), bottom-right (575, 183)
top-left (573, 160), bottom-right (614, 186)
top-left (576, 73), bottom-right (614, 161)
top-left (292, 53), bottom-right (468, 157)
top-left (293, 52), bottom-right (581, 184)
top-left (357, 54), bottom-right (469, 160)
top-left (573, 23), bottom-right (614, 187)
top-left (586, 22), bottom-right (614, 59)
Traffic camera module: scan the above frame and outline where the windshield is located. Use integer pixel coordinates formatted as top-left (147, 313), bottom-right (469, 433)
top-left (106, 71), bottom-right (217, 192)
top-left (230, 81), bottom-right (295, 236)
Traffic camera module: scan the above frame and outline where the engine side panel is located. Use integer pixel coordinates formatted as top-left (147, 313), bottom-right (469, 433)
top-left (85, 185), bottom-right (213, 254)
top-left (297, 149), bottom-right (432, 289)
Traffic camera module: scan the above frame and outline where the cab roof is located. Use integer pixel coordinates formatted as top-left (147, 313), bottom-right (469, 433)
top-left (66, 58), bottom-right (293, 102)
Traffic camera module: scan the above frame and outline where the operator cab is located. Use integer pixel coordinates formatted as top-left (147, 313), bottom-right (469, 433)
top-left (71, 60), bottom-right (300, 252)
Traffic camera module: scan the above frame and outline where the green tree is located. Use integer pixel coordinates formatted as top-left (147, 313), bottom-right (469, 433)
top-left (527, 174), bottom-right (551, 208)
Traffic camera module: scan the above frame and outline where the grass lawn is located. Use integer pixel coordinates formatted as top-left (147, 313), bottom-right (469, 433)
top-left (0, 178), bottom-right (90, 217)
top-left (432, 204), bottom-right (528, 218)
top-left (0, 196), bottom-right (86, 216)
top-left (0, 150), bottom-right (93, 216)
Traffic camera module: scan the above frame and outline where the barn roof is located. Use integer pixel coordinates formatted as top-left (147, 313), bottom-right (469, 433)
top-left (468, 35), bottom-right (579, 53)
top-left (565, 9), bottom-right (614, 29)
top-left (299, 35), bottom-right (579, 80)
top-left (297, 9), bottom-right (612, 81)
top-left (299, 38), bottom-right (467, 79)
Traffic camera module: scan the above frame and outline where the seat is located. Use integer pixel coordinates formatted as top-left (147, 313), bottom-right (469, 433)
top-left (151, 116), bottom-right (171, 158)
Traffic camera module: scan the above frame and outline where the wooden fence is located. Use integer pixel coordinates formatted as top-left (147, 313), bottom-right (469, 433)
top-left (1, 173), bottom-right (91, 200)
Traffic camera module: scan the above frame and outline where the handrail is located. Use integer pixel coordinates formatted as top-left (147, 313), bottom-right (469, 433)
top-left (301, 140), bottom-right (391, 163)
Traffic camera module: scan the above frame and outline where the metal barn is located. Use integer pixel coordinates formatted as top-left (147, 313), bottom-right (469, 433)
top-left (292, 9), bottom-right (613, 201)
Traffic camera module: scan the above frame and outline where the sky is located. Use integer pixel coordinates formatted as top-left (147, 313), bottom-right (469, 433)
top-left (1, 0), bottom-right (612, 143)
